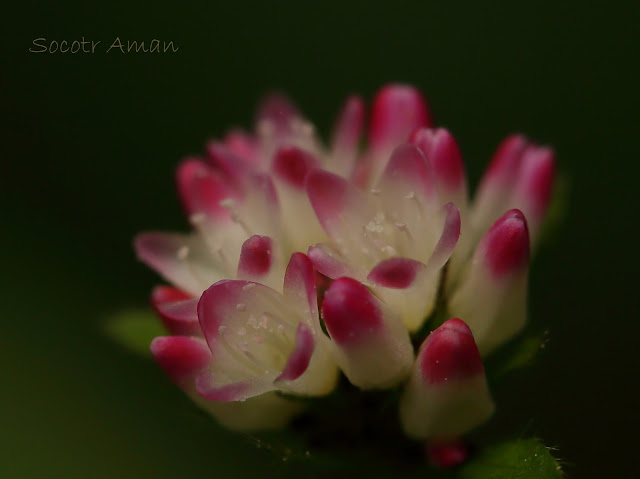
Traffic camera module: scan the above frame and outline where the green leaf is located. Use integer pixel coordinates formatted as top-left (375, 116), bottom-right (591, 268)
top-left (103, 308), bottom-right (166, 356)
top-left (459, 439), bottom-right (563, 479)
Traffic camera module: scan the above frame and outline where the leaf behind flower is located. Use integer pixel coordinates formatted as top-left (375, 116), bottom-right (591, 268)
top-left (459, 439), bottom-right (564, 479)
top-left (103, 308), bottom-right (165, 357)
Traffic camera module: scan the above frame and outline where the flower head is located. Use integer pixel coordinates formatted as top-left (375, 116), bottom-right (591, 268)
top-left (134, 84), bottom-right (555, 455)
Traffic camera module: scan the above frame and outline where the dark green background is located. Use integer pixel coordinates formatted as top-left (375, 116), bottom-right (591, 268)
top-left (2, 1), bottom-right (638, 477)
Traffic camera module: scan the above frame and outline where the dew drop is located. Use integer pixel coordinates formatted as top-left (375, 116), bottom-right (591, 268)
top-left (219, 198), bottom-right (235, 209)
top-left (382, 245), bottom-right (397, 255)
top-left (189, 213), bottom-right (206, 225)
top-left (176, 246), bottom-right (189, 261)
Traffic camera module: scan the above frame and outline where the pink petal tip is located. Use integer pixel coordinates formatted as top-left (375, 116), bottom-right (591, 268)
top-left (368, 257), bottom-right (425, 289)
top-left (410, 128), bottom-right (465, 191)
top-left (151, 286), bottom-right (200, 336)
top-left (275, 323), bottom-right (315, 382)
top-left (321, 277), bottom-right (384, 344)
top-left (419, 318), bottom-right (484, 385)
top-left (427, 440), bottom-right (469, 469)
top-left (150, 336), bottom-right (211, 385)
top-left (237, 235), bottom-right (273, 279)
top-left (483, 209), bottom-right (530, 277)
top-left (369, 84), bottom-right (432, 150)
top-left (272, 146), bottom-right (318, 189)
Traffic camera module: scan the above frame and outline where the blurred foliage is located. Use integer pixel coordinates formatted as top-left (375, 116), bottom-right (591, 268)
top-left (104, 309), bottom-right (166, 357)
top-left (459, 439), bottom-right (563, 479)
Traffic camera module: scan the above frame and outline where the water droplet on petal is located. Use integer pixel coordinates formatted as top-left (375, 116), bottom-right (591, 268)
top-left (176, 246), bottom-right (189, 260)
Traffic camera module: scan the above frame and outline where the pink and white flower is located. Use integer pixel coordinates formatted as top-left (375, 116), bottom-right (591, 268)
top-left (134, 83), bottom-right (555, 440)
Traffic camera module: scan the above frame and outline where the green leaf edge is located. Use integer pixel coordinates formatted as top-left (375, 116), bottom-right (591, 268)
top-left (103, 308), bottom-right (165, 357)
top-left (459, 438), bottom-right (564, 479)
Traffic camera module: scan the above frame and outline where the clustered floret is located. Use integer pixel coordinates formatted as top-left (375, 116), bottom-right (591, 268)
top-left (135, 84), bottom-right (554, 443)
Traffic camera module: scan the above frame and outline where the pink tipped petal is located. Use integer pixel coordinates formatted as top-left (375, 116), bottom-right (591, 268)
top-left (243, 172), bottom-right (281, 224)
top-left (471, 134), bottom-right (529, 239)
top-left (151, 285), bottom-right (191, 304)
top-left (232, 173), bottom-right (283, 249)
top-left (248, 172), bottom-right (279, 207)
top-left (381, 143), bottom-right (437, 202)
top-left (272, 146), bottom-right (319, 189)
top-left (509, 147), bottom-right (555, 242)
top-left (197, 279), bottom-right (335, 397)
top-left (306, 169), bottom-right (374, 244)
top-left (483, 209), bottom-right (530, 278)
top-left (305, 169), bottom-right (349, 227)
top-left (425, 203), bottom-right (461, 271)
top-left (321, 277), bottom-right (385, 345)
top-left (448, 211), bottom-right (530, 354)
top-left (329, 95), bottom-right (365, 176)
top-left (321, 278), bottom-right (413, 389)
top-left (427, 441), bottom-right (469, 469)
top-left (419, 318), bottom-right (484, 385)
top-left (332, 95), bottom-right (365, 152)
top-left (155, 299), bottom-right (199, 331)
top-left (307, 243), bottom-right (360, 280)
top-left (176, 158), bottom-right (237, 221)
top-left (195, 373), bottom-right (251, 402)
top-left (134, 232), bottom-right (221, 296)
top-left (283, 252), bottom-right (319, 318)
top-left (224, 129), bottom-right (259, 164)
top-left (198, 280), bottom-right (274, 344)
top-left (151, 286), bottom-right (200, 336)
top-left (237, 235), bottom-right (273, 280)
top-left (368, 257), bottom-right (426, 289)
top-left (410, 128), bottom-right (467, 203)
top-left (256, 92), bottom-right (301, 133)
top-left (150, 336), bottom-right (211, 386)
top-left (369, 84), bottom-right (432, 151)
top-left (369, 205), bottom-right (458, 332)
top-left (482, 134), bottom-right (529, 188)
top-left (206, 142), bottom-right (252, 185)
top-left (399, 318), bottom-right (494, 439)
top-left (275, 323), bottom-right (315, 382)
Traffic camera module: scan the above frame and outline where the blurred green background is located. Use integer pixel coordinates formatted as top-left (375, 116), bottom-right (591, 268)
top-left (2, 1), bottom-right (638, 477)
